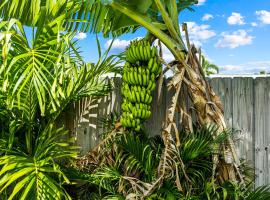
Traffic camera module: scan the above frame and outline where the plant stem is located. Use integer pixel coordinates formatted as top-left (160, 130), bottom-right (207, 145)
top-left (153, 0), bottom-right (183, 45)
top-left (110, 2), bottom-right (185, 61)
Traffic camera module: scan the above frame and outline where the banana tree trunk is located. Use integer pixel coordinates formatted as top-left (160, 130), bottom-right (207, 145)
top-left (180, 45), bottom-right (242, 183)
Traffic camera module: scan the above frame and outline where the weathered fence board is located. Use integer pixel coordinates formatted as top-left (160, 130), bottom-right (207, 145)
top-left (71, 76), bottom-right (270, 186)
top-left (254, 77), bottom-right (270, 186)
top-left (232, 78), bottom-right (254, 164)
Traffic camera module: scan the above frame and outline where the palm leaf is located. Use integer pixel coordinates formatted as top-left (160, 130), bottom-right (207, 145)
top-left (0, 125), bottom-right (76, 200)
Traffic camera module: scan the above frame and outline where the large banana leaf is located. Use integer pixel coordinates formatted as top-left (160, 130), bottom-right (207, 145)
top-left (0, 0), bottom-right (198, 38)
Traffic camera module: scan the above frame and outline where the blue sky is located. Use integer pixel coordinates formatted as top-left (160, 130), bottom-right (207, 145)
top-left (74, 0), bottom-right (270, 74)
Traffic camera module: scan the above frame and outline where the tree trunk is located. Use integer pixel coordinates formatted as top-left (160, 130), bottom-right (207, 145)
top-left (163, 27), bottom-right (243, 183)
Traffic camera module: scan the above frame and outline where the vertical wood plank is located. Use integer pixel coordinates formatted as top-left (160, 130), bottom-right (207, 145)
top-left (232, 77), bottom-right (254, 165)
top-left (254, 77), bottom-right (270, 187)
top-left (208, 77), bottom-right (233, 127)
top-left (219, 78), bottom-right (233, 128)
top-left (97, 77), bottom-right (122, 137)
top-left (145, 80), bottom-right (167, 136)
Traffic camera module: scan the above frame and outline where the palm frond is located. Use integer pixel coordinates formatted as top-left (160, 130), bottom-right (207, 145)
top-left (117, 134), bottom-right (158, 181)
top-left (245, 186), bottom-right (270, 200)
top-left (0, 125), bottom-right (77, 200)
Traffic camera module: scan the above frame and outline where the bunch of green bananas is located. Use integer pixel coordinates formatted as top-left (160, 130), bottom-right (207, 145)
top-left (120, 39), bottom-right (162, 132)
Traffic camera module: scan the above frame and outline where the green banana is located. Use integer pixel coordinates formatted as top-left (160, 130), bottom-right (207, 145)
top-left (127, 73), bottom-right (131, 84)
top-left (121, 104), bottom-right (126, 111)
top-left (127, 49), bottom-right (135, 63)
top-left (141, 89), bottom-right (145, 103)
top-left (134, 70), bottom-right (138, 85)
top-left (135, 91), bottom-right (141, 102)
top-left (141, 109), bottom-right (146, 119)
top-left (135, 125), bottom-right (140, 132)
top-left (134, 110), bottom-right (138, 118)
top-left (127, 118), bottom-right (131, 127)
top-left (138, 109), bottom-right (142, 118)
top-left (132, 120), bottom-right (136, 128)
top-left (148, 58), bottom-right (154, 71)
top-left (128, 103), bottom-right (133, 112)
top-left (135, 45), bottom-right (140, 60)
top-left (146, 68), bottom-right (150, 76)
top-left (151, 47), bottom-right (157, 57)
top-left (151, 60), bottom-right (158, 74)
top-left (146, 45), bottom-right (151, 60)
top-left (139, 45), bottom-right (144, 60)
top-left (122, 73), bottom-right (127, 82)
top-left (131, 45), bottom-right (137, 61)
top-left (142, 74), bottom-right (147, 86)
top-left (147, 81), bottom-right (152, 91)
top-left (130, 91), bottom-right (134, 102)
top-left (138, 67), bottom-right (142, 74)
top-left (138, 74), bottom-right (142, 85)
top-left (151, 73), bottom-right (155, 81)
top-left (146, 111), bottom-right (151, 118)
top-left (151, 81), bottom-right (156, 91)
top-left (148, 95), bottom-right (152, 104)
top-left (145, 93), bottom-right (149, 104)
top-left (130, 71), bottom-right (135, 85)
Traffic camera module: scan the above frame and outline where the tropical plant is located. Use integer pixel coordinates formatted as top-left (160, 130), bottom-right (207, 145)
top-left (1, 1), bottom-right (269, 199)
top-left (72, 126), bottom-right (270, 199)
top-left (0, 125), bottom-right (76, 199)
top-left (0, 13), bottom-right (119, 199)
top-left (200, 54), bottom-right (219, 76)
top-left (62, 0), bottom-right (241, 183)
top-left (0, 0), bottom-right (240, 182)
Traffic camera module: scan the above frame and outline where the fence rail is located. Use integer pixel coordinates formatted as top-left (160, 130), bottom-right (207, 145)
top-left (68, 76), bottom-right (270, 187)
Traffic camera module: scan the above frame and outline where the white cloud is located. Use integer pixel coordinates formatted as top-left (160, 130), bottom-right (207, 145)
top-left (220, 61), bottom-right (270, 74)
top-left (105, 39), bottom-right (131, 50)
top-left (202, 14), bottom-right (213, 21)
top-left (256, 10), bottom-right (270, 24)
top-left (185, 22), bottom-right (216, 47)
top-left (221, 64), bottom-right (242, 71)
top-left (105, 37), bottom-right (143, 50)
top-left (216, 30), bottom-right (254, 49)
top-left (251, 22), bottom-right (258, 27)
top-left (74, 32), bottom-right (87, 40)
top-left (197, 0), bottom-right (206, 6)
top-left (227, 12), bottom-right (245, 25)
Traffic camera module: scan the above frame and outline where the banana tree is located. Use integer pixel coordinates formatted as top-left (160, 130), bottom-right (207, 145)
top-left (63, 0), bottom-right (242, 184)
top-left (0, 0), bottom-right (243, 191)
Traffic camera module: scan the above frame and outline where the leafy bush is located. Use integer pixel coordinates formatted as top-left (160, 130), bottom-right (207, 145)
top-left (0, 16), bottom-right (118, 199)
top-left (72, 125), bottom-right (270, 200)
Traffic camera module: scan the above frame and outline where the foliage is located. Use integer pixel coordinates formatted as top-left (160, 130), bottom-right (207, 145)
top-left (0, 1), bottom-right (270, 200)
top-left (71, 125), bottom-right (270, 199)
top-left (200, 55), bottom-right (219, 76)
top-left (0, 8), bottom-right (119, 199)
top-left (0, 125), bottom-right (76, 200)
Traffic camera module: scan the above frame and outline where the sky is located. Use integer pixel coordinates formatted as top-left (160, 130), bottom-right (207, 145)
top-left (74, 0), bottom-right (270, 74)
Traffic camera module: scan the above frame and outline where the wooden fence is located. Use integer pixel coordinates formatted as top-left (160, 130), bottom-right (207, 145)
top-left (67, 76), bottom-right (270, 187)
